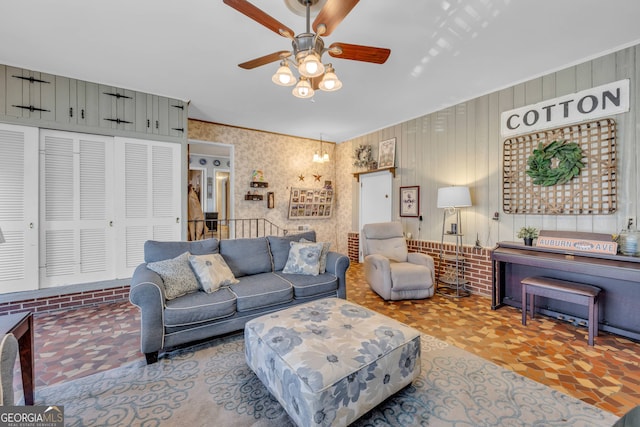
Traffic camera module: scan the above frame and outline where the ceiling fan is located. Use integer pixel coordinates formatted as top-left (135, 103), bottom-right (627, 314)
top-left (223, 0), bottom-right (391, 98)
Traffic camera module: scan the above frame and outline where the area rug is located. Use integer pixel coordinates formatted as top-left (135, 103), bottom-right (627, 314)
top-left (36, 333), bottom-right (618, 426)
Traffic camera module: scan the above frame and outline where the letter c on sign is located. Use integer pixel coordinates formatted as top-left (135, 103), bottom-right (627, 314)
top-left (506, 114), bottom-right (520, 130)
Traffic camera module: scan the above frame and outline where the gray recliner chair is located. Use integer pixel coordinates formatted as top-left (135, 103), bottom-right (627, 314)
top-left (361, 221), bottom-right (435, 300)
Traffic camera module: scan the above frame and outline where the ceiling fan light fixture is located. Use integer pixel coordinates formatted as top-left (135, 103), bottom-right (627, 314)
top-left (298, 52), bottom-right (325, 77)
top-left (319, 65), bottom-right (342, 91)
top-left (292, 77), bottom-right (314, 98)
top-left (272, 62), bottom-right (296, 86)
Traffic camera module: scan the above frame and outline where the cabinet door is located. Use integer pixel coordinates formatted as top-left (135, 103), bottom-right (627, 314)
top-left (156, 96), bottom-right (169, 135)
top-left (0, 65), bottom-right (6, 117)
top-left (169, 100), bottom-right (186, 137)
top-left (114, 137), bottom-right (181, 278)
top-left (0, 123), bottom-right (39, 293)
top-left (54, 76), bottom-right (77, 125)
top-left (39, 130), bottom-right (115, 287)
top-left (81, 81), bottom-right (100, 128)
top-left (99, 85), bottom-right (136, 132)
top-left (5, 67), bottom-right (55, 121)
top-left (134, 92), bottom-right (149, 134)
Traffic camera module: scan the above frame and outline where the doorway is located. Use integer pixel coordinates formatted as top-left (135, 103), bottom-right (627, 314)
top-left (188, 140), bottom-right (234, 239)
top-left (359, 171), bottom-right (393, 261)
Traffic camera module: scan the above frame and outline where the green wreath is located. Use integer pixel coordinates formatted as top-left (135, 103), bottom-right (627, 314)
top-left (526, 140), bottom-right (584, 186)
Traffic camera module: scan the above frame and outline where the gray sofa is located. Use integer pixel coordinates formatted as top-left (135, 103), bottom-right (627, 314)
top-left (129, 231), bottom-right (350, 363)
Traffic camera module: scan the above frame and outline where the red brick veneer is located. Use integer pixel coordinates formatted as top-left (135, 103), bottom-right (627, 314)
top-left (347, 232), bottom-right (492, 297)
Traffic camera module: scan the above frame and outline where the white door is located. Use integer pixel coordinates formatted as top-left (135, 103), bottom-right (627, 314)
top-left (359, 171), bottom-right (392, 261)
top-left (39, 130), bottom-right (115, 287)
top-left (0, 124), bottom-right (39, 293)
top-left (114, 137), bottom-right (181, 278)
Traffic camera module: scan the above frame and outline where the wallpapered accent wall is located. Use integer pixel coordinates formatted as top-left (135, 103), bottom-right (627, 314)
top-left (188, 120), bottom-right (345, 252)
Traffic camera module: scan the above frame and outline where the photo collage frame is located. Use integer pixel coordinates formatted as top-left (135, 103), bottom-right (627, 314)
top-left (288, 187), bottom-right (333, 219)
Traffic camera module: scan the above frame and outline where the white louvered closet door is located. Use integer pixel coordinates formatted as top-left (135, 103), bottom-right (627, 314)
top-left (0, 124), bottom-right (39, 293)
top-left (39, 130), bottom-right (115, 287)
top-left (114, 137), bottom-right (181, 278)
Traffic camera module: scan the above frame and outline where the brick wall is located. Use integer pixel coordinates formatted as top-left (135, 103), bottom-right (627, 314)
top-left (348, 233), bottom-right (493, 297)
top-left (0, 286), bottom-right (130, 316)
top-left (347, 232), bottom-right (360, 262)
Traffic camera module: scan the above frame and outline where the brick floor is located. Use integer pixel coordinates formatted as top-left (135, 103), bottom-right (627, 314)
top-left (32, 262), bottom-right (640, 417)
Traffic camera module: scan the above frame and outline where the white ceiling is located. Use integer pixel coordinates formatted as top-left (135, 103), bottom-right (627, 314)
top-left (1, 0), bottom-right (640, 143)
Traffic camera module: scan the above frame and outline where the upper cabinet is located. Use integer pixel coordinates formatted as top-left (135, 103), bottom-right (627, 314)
top-left (4, 66), bottom-right (56, 122)
top-left (99, 85), bottom-right (136, 132)
top-left (0, 64), bottom-right (187, 142)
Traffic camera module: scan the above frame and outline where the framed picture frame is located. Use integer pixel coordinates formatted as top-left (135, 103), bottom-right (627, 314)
top-left (400, 186), bottom-right (420, 217)
top-left (378, 138), bottom-right (396, 168)
top-left (288, 187), bottom-right (333, 219)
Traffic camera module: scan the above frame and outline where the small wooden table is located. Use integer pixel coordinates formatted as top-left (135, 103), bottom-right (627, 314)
top-left (0, 312), bottom-right (34, 405)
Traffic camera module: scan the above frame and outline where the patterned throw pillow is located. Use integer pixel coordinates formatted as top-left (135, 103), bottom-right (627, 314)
top-left (189, 253), bottom-right (239, 293)
top-left (147, 252), bottom-right (199, 300)
top-left (282, 241), bottom-right (324, 276)
top-left (300, 238), bottom-right (331, 273)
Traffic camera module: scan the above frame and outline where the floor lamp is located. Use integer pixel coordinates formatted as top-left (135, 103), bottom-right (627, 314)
top-left (437, 186), bottom-right (472, 298)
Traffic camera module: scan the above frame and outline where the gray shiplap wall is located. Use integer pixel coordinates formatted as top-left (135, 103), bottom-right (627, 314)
top-left (347, 44), bottom-right (639, 248)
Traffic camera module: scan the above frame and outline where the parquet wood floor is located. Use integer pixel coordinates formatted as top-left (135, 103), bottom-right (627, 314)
top-left (32, 262), bottom-right (639, 417)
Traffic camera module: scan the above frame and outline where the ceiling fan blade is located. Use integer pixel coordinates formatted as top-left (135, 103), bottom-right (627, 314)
top-left (223, 0), bottom-right (294, 38)
top-left (328, 43), bottom-right (391, 64)
top-left (239, 51), bottom-right (291, 69)
top-left (313, 0), bottom-right (359, 36)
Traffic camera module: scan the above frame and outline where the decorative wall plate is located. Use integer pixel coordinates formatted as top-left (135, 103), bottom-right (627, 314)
top-left (214, 160), bottom-right (221, 166)
top-left (199, 158), bottom-right (206, 165)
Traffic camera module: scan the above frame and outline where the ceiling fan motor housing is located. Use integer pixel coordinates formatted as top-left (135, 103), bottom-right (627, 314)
top-left (294, 33), bottom-right (324, 64)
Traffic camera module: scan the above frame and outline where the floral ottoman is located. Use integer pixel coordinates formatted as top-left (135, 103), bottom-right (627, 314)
top-left (244, 298), bottom-right (421, 426)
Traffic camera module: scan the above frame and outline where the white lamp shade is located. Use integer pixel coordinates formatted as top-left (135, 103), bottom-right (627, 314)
top-left (292, 78), bottom-right (314, 98)
top-left (271, 64), bottom-right (296, 86)
top-left (0, 227), bottom-right (4, 244)
top-left (437, 186), bottom-right (472, 208)
top-left (298, 53), bottom-right (325, 78)
top-left (319, 70), bottom-right (342, 92)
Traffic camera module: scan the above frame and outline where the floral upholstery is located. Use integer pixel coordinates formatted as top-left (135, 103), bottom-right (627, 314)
top-left (244, 298), bottom-right (421, 426)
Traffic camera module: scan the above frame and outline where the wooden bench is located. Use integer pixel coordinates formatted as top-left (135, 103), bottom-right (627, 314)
top-left (521, 276), bottom-right (601, 346)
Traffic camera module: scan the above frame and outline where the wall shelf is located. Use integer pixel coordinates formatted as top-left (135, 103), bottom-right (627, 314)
top-left (352, 167), bottom-right (395, 182)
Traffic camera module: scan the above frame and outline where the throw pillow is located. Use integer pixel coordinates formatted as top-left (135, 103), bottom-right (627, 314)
top-left (189, 253), bottom-right (239, 293)
top-left (300, 238), bottom-right (331, 273)
top-left (282, 241), bottom-right (324, 276)
top-left (147, 252), bottom-right (199, 300)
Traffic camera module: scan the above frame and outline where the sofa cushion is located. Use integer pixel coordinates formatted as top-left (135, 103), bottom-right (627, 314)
top-left (282, 241), bottom-right (324, 276)
top-left (229, 273), bottom-right (293, 312)
top-left (275, 271), bottom-right (339, 298)
top-left (267, 231), bottom-right (316, 271)
top-left (300, 238), bottom-right (330, 273)
top-left (220, 237), bottom-right (272, 277)
top-left (189, 253), bottom-right (239, 293)
top-left (164, 287), bottom-right (237, 327)
top-left (144, 238), bottom-right (219, 263)
top-left (146, 252), bottom-right (199, 300)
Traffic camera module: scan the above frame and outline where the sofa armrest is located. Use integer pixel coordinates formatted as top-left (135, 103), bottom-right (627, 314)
top-left (129, 264), bottom-right (166, 355)
top-left (408, 252), bottom-right (435, 282)
top-left (325, 251), bottom-right (350, 299)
